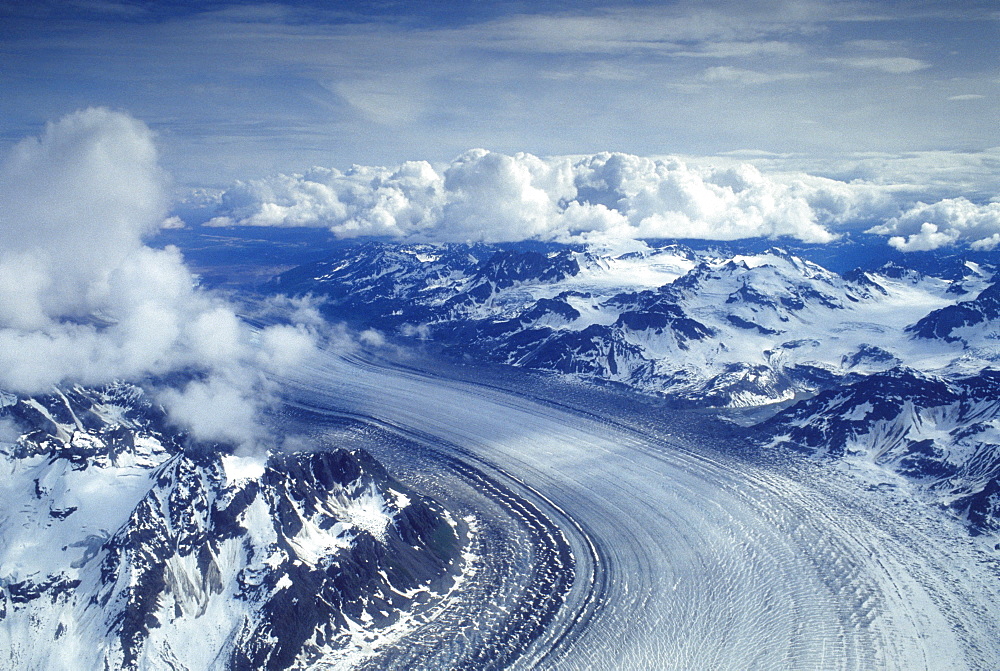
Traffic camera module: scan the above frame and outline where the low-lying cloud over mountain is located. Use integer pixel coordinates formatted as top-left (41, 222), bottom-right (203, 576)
top-left (868, 198), bottom-right (1000, 252)
top-left (0, 108), bottom-right (315, 449)
top-left (206, 150), bottom-right (897, 244)
top-left (202, 148), bottom-right (1000, 250)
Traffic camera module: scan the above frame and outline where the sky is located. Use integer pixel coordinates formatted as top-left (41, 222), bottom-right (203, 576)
top-left (2, 0), bottom-right (998, 188)
top-left (0, 1), bottom-right (997, 439)
top-left (0, 107), bottom-right (321, 449)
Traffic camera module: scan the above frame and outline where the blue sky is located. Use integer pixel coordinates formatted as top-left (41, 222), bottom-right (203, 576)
top-left (1, 0), bottom-right (998, 187)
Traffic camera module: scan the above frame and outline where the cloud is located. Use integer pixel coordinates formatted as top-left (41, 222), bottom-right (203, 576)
top-left (211, 160), bottom-right (445, 237)
top-left (0, 109), bottom-right (317, 449)
top-left (832, 56), bottom-right (930, 74)
top-left (210, 150), bottom-right (854, 244)
top-left (160, 215), bottom-right (186, 229)
top-left (0, 107), bottom-right (167, 327)
top-left (713, 148), bottom-right (1000, 204)
top-left (702, 65), bottom-right (811, 85)
top-left (780, 173), bottom-right (898, 226)
top-left (440, 150), bottom-right (577, 241)
top-left (331, 77), bottom-right (429, 126)
top-left (868, 198), bottom-right (1000, 251)
top-left (209, 148), bottom-right (1000, 251)
top-left (884, 223), bottom-right (957, 252)
top-left (158, 374), bottom-right (265, 448)
top-left (677, 40), bottom-right (800, 58)
top-left (358, 329), bottom-right (387, 348)
top-left (250, 294), bottom-right (327, 330)
top-left (8, 0), bottom-right (997, 189)
top-left (255, 324), bottom-right (318, 374)
top-left (574, 153), bottom-right (837, 242)
top-left (459, 3), bottom-right (857, 57)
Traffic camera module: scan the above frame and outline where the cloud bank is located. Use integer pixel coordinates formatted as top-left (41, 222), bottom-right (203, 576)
top-left (207, 149), bottom-right (892, 244)
top-left (0, 108), bottom-right (315, 449)
top-left (868, 198), bottom-right (1000, 251)
top-left (208, 148), bottom-right (1000, 252)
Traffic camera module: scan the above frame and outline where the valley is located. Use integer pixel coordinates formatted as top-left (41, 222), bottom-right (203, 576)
top-left (275, 343), bottom-right (1000, 669)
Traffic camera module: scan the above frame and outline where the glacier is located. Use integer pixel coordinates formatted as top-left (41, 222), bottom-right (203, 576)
top-left (4, 229), bottom-right (1000, 668)
top-left (274, 343), bottom-right (1000, 669)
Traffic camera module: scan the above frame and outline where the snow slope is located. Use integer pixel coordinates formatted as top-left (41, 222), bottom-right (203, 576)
top-left (277, 344), bottom-right (1000, 670)
top-left (269, 238), bottom-right (1000, 546)
top-left (760, 367), bottom-right (1000, 543)
top-left (0, 383), bottom-right (463, 669)
top-left (272, 240), bottom-right (994, 407)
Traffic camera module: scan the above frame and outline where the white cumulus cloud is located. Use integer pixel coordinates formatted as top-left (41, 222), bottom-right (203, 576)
top-left (0, 107), bottom-right (167, 327)
top-left (209, 150), bottom-right (855, 244)
top-left (868, 198), bottom-right (1000, 251)
top-left (0, 108), bottom-right (317, 449)
top-left (573, 153), bottom-right (836, 242)
top-left (206, 150), bottom-right (1000, 252)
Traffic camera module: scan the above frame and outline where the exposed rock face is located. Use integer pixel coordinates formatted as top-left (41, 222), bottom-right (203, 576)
top-left (759, 368), bottom-right (1000, 539)
top-left (0, 384), bottom-right (462, 669)
top-left (270, 241), bottom-right (990, 407)
top-left (908, 282), bottom-right (1000, 343)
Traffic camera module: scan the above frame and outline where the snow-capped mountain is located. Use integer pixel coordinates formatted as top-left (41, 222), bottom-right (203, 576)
top-left (908, 279), bottom-right (1000, 343)
top-left (267, 238), bottom-right (1000, 540)
top-left (268, 240), bottom-right (996, 407)
top-left (758, 367), bottom-right (1000, 541)
top-left (0, 384), bottom-right (462, 669)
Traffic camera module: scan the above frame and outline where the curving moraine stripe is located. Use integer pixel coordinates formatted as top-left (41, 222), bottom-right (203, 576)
top-left (279, 401), bottom-right (599, 669)
top-left (276, 345), bottom-right (1000, 670)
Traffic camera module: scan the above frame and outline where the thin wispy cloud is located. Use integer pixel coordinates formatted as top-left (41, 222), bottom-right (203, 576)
top-left (1, 1), bottom-right (996, 186)
top-left (831, 56), bottom-right (930, 74)
top-left (702, 66), bottom-right (816, 85)
top-left (675, 40), bottom-right (802, 58)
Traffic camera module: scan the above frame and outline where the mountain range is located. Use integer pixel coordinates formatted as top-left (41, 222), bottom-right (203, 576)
top-left (265, 238), bottom-right (1000, 542)
top-left (0, 383), bottom-right (462, 668)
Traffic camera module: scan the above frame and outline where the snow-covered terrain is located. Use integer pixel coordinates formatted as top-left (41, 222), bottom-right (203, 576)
top-left (5, 232), bottom-right (1000, 669)
top-left (759, 368), bottom-right (1000, 544)
top-left (270, 240), bottom-right (995, 406)
top-left (276, 343), bottom-right (1000, 669)
top-left (267, 239), bottom-right (1000, 544)
top-left (0, 384), bottom-right (463, 669)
